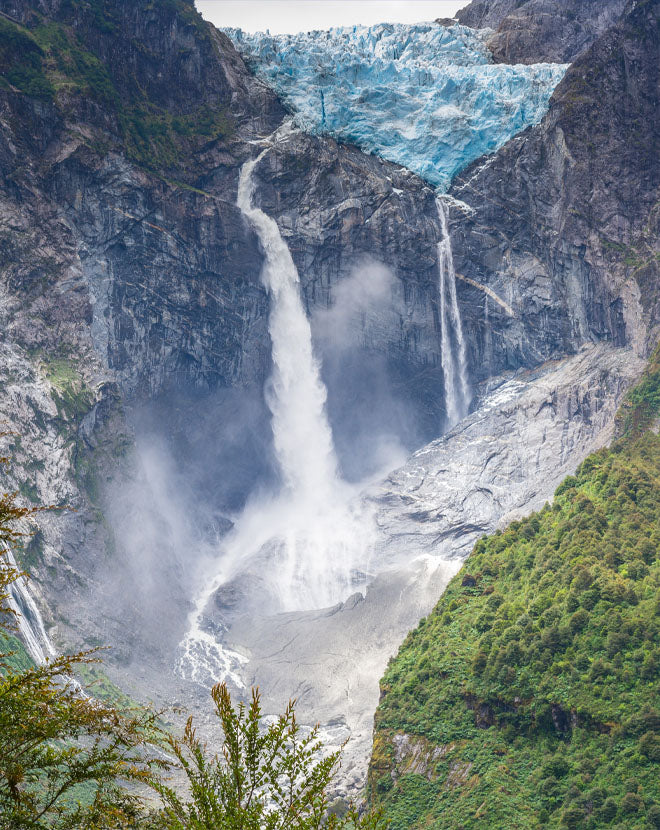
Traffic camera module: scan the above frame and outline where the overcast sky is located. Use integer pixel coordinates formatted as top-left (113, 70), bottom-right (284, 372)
top-left (195, 1), bottom-right (467, 34)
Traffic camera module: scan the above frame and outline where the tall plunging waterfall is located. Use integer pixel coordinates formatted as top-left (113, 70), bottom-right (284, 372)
top-left (436, 197), bottom-right (470, 428)
top-left (177, 151), bottom-right (372, 685)
top-left (237, 153), bottom-right (341, 501)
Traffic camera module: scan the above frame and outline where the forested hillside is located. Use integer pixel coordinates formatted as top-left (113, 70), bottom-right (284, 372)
top-left (369, 348), bottom-right (660, 829)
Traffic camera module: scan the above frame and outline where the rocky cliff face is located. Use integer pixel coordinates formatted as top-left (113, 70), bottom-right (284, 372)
top-left (0, 0), bottom-right (449, 660)
top-left (449, 0), bottom-right (660, 387)
top-left (456, 0), bottom-right (628, 63)
top-left (0, 0), bottom-right (449, 413)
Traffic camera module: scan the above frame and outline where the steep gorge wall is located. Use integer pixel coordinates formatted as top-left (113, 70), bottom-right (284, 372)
top-left (449, 0), bottom-right (660, 385)
top-left (0, 0), bottom-right (456, 657)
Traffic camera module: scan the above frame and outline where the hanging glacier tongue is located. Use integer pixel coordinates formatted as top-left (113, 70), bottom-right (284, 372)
top-left (226, 22), bottom-right (568, 189)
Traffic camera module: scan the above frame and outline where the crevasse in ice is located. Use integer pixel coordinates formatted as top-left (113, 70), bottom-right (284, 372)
top-left (226, 23), bottom-right (568, 189)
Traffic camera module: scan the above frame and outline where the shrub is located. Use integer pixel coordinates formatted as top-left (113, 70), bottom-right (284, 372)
top-left (569, 609), bottom-right (589, 632)
top-left (639, 731), bottom-right (660, 761)
top-left (541, 757), bottom-right (571, 779)
top-left (647, 803), bottom-right (660, 828)
top-left (560, 806), bottom-right (585, 828)
top-left (152, 683), bottom-right (387, 829)
top-left (598, 798), bottom-right (619, 821)
top-left (0, 478), bottom-right (160, 826)
top-left (620, 791), bottom-right (644, 814)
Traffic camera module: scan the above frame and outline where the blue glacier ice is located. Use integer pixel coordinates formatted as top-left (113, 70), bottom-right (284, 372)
top-left (226, 23), bottom-right (568, 189)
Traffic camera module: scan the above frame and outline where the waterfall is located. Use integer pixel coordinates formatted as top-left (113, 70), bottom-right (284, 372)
top-left (237, 152), bottom-right (342, 502)
top-left (3, 546), bottom-right (56, 665)
top-left (436, 197), bottom-right (470, 428)
top-left (177, 150), bottom-right (372, 685)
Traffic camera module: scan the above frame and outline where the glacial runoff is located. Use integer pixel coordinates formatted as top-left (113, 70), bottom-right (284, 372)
top-left (226, 22), bottom-right (568, 189)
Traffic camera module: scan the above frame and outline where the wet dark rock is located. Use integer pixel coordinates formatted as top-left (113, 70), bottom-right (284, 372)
top-left (550, 703), bottom-right (576, 733)
top-left (449, 0), bottom-right (660, 384)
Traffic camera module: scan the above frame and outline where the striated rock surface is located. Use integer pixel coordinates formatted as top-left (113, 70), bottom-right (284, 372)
top-left (218, 343), bottom-right (644, 800)
top-left (456, 0), bottom-right (628, 64)
top-left (370, 345), bottom-right (645, 565)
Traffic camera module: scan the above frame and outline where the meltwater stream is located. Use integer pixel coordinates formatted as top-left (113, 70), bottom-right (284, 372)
top-left (177, 150), bottom-right (373, 685)
top-left (3, 545), bottom-right (56, 665)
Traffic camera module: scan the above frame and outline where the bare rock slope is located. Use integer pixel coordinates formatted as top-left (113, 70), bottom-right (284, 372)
top-left (456, 0), bottom-right (628, 64)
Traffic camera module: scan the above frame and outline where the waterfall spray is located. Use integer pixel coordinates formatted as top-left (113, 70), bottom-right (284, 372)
top-left (177, 147), bottom-right (373, 685)
top-left (436, 197), bottom-right (470, 428)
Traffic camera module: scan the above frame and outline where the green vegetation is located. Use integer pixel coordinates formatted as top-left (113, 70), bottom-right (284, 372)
top-left (616, 343), bottom-right (660, 440)
top-left (369, 348), bottom-right (660, 829)
top-left (35, 22), bottom-right (117, 102)
top-left (119, 103), bottom-right (232, 172)
top-left (74, 662), bottom-right (139, 710)
top-left (0, 631), bottom-right (33, 674)
top-left (151, 683), bottom-right (387, 829)
top-left (0, 13), bottom-right (116, 103)
top-left (0, 16), bottom-right (54, 100)
top-left (0, 485), bottom-right (161, 828)
top-left (0, 2), bottom-right (233, 174)
top-left (43, 357), bottom-right (94, 423)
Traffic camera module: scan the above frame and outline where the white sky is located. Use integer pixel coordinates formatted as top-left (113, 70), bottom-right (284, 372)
top-left (195, 1), bottom-right (467, 34)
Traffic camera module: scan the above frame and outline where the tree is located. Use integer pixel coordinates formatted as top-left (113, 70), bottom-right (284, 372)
top-left (0, 456), bottom-right (387, 828)
top-left (151, 683), bottom-right (388, 829)
top-left (0, 482), bottom-right (162, 829)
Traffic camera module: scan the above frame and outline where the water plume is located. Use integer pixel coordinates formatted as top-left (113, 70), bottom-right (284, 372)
top-left (178, 151), bottom-right (374, 684)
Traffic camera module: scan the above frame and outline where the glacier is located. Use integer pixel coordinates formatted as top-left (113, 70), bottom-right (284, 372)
top-left (226, 23), bottom-right (568, 189)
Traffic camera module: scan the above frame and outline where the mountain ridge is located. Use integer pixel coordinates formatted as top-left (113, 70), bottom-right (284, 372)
top-left (456, 0), bottom-right (628, 64)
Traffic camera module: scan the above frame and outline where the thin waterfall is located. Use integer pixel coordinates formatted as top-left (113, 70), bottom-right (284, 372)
top-left (177, 149), bottom-right (372, 684)
top-left (3, 545), bottom-right (56, 665)
top-left (436, 197), bottom-right (470, 428)
top-left (3, 542), bottom-right (86, 697)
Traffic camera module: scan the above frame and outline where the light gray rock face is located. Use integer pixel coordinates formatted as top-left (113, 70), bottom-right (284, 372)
top-left (212, 343), bottom-right (643, 801)
top-left (370, 344), bottom-right (645, 565)
top-left (227, 561), bottom-right (461, 804)
top-left (0, 336), bottom-right (119, 649)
